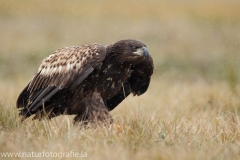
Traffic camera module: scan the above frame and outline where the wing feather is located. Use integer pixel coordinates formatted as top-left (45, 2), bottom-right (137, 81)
top-left (17, 44), bottom-right (106, 113)
top-left (28, 44), bottom-right (105, 91)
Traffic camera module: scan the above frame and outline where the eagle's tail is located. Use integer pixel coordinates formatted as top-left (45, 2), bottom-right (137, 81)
top-left (17, 84), bottom-right (66, 120)
top-left (16, 83), bottom-right (34, 119)
top-left (16, 84), bottom-right (30, 109)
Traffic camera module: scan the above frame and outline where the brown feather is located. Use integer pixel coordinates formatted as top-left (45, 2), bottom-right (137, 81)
top-left (28, 44), bottom-right (106, 92)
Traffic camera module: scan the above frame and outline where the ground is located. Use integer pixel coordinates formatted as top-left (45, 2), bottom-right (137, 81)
top-left (0, 0), bottom-right (240, 159)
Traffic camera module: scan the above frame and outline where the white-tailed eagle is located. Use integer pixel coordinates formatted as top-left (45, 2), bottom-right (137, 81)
top-left (17, 39), bottom-right (154, 124)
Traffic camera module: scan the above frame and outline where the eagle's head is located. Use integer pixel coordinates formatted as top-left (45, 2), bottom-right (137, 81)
top-left (108, 39), bottom-right (150, 64)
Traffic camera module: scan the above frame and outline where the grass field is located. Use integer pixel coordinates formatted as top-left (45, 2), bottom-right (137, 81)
top-left (0, 0), bottom-right (240, 159)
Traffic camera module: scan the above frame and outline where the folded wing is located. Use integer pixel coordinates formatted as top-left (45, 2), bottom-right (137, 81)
top-left (17, 44), bottom-right (106, 114)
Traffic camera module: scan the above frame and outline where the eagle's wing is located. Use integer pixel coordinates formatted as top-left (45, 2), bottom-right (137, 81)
top-left (105, 55), bottom-right (153, 111)
top-left (17, 44), bottom-right (106, 112)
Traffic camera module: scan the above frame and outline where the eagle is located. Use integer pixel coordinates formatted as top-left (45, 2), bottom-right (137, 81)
top-left (16, 39), bottom-right (154, 124)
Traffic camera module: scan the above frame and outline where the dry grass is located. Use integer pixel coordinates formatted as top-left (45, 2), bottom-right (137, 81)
top-left (0, 0), bottom-right (240, 159)
top-left (1, 78), bottom-right (240, 159)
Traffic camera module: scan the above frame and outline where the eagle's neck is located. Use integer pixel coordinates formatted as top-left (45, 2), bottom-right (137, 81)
top-left (106, 44), bottom-right (124, 55)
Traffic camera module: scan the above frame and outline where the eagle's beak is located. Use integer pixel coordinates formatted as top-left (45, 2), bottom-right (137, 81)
top-left (142, 47), bottom-right (149, 58)
top-left (133, 47), bottom-right (149, 58)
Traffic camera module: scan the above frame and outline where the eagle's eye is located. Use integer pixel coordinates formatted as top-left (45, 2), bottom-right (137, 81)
top-left (132, 46), bottom-right (138, 51)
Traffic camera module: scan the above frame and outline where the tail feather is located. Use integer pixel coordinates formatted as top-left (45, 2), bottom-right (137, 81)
top-left (16, 84), bottom-right (31, 108)
top-left (16, 83), bottom-right (66, 120)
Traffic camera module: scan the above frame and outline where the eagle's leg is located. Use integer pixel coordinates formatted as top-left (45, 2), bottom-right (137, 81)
top-left (74, 92), bottom-right (113, 125)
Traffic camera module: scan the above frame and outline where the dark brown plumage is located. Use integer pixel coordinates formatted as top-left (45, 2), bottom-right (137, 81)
top-left (16, 39), bottom-right (154, 124)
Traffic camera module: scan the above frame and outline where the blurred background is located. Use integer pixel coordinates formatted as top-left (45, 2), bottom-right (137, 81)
top-left (0, 0), bottom-right (240, 104)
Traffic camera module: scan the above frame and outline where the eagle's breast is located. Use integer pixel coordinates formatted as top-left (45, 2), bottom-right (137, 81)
top-left (90, 60), bottom-right (132, 99)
